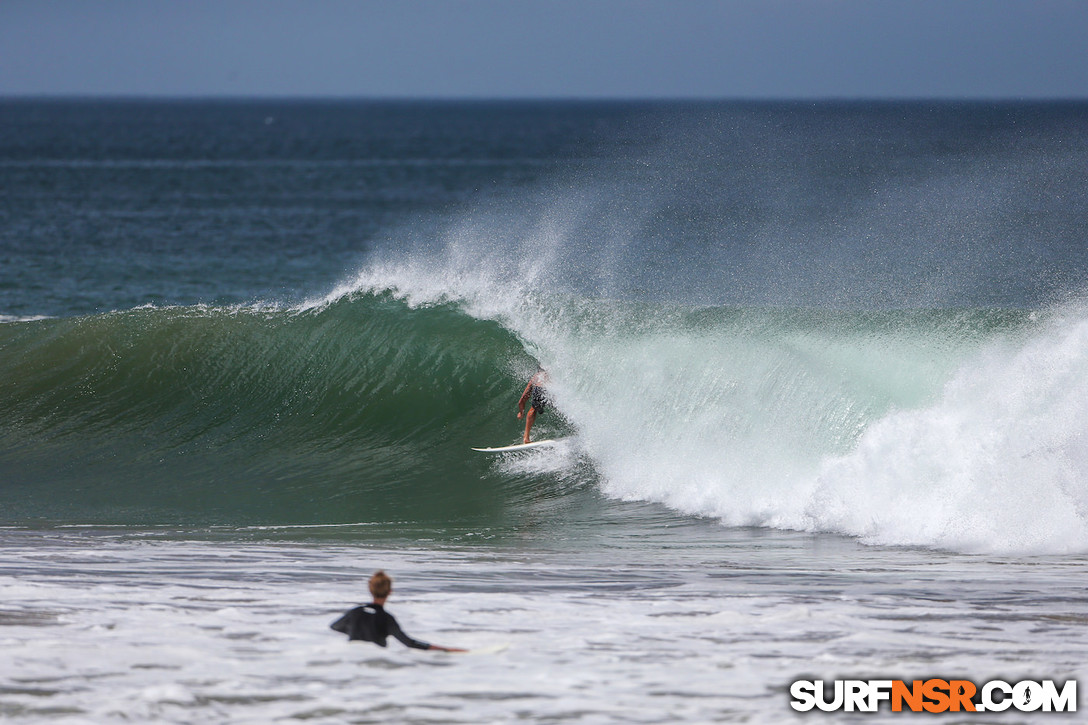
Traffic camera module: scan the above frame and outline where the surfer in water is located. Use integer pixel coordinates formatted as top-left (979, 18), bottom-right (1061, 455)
top-left (330, 570), bottom-right (464, 652)
top-left (517, 367), bottom-right (549, 444)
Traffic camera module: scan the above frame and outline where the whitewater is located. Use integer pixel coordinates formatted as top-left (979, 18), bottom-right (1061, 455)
top-left (311, 213), bottom-right (1088, 555)
top-left (2, 100), bottom-right (1087, 723)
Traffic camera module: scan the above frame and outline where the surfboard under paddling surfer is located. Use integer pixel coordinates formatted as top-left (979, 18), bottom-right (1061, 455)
top-left (517, 367), bottom-right (549, 444)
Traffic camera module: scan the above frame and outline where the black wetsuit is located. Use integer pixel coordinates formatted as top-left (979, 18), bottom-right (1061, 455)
top-left (530, 384), bottom-right (548, 415)
top-left (330, 603), bottom-right (430, 649)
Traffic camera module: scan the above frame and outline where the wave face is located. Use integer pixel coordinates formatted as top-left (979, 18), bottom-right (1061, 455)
top-left (0, 298), bottom-right (552, 525)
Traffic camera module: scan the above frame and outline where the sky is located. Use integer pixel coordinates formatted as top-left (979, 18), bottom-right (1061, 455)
top-left (2, 0), bottom-right (1087, 99)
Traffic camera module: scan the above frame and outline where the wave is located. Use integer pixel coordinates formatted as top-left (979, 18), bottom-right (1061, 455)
top-left (801, 305), bottom-right (1088, 553)
top-left (538, 300), bottom-right (1088, 555)
top-left (316, 226), bottom-right (1088, 554)
top-left (4, 275), bottom-right (1088, 554)
top-left (583, 301), bottom-right (1088, 554)
top-left (0, 297), bottom-right (554, 526)
top-left (334, 245), bottom-right (1088, 554)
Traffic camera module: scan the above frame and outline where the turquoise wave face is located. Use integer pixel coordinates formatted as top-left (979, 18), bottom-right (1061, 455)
top-left (0, 295), bottom-right (558, 526)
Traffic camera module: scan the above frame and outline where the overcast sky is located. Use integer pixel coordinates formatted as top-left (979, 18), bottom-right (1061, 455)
top-left (2, 0), bottom-right (1087, 99)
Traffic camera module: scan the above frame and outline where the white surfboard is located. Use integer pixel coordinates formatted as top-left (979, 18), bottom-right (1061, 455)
top-left (457, 642), bottom-right (511, 655)
top-left (471, 439), bottom-right (560, 453)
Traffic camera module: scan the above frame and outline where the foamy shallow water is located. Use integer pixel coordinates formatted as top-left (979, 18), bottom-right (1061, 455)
top-left (1, 525), bottom-right (1085, 724)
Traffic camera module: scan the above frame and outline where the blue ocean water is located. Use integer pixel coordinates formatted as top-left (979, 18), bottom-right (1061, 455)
top-left (1, 100), bottom-right (1087, 723)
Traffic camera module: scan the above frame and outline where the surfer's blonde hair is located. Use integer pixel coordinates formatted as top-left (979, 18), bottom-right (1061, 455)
top-left (369, 570), bottom-right (392, 599)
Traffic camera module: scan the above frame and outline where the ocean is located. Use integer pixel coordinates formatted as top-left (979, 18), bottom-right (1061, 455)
top-left (1, 99), bottom-right (1086, 723)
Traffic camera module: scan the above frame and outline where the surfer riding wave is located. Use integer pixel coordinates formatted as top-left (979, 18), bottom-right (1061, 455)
top-left (517, 368), bottom-right (549, 444)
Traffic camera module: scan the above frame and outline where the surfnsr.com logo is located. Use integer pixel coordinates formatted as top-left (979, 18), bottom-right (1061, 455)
top-left (790, 679), bottom-right (1077, 713)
